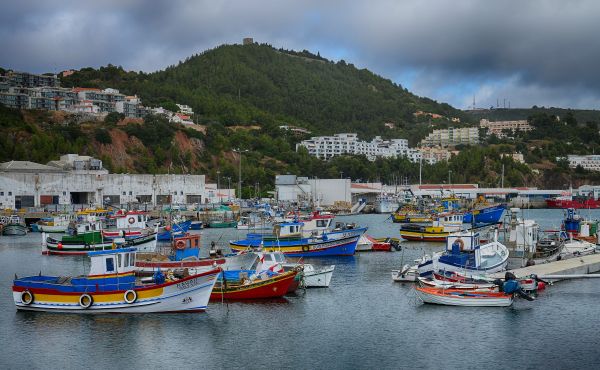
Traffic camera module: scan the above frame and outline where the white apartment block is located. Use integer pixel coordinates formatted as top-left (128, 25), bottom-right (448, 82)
top-left (561, 155), bottom-right (600, 171)
top-left (297, 133), bottom-right (424, 162)
top-left (421, 127), bottom-right (479, 147)
top-left (176, 104), bottom-right (194, 115)
top-left (480, 119), bottom-right (532, 138)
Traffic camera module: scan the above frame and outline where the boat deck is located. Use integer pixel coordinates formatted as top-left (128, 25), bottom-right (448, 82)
top-left (492, 253), bottom-right (600, 280)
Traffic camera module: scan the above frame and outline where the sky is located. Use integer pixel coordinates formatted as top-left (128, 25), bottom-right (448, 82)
top-left (1, 0), bottom-right (599, 110)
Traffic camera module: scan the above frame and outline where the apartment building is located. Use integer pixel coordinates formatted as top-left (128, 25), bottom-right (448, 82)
top-left (421, 127), bottom-right (479, 147)
top-left (297, 133), bottom-right (424, 162)
top-left (480, 119), bottom-right (532, 138)
top-left (561, 155), bottom-right (600, 171)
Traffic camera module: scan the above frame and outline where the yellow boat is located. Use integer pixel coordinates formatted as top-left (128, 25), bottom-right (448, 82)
top-left (392, 205), bottom-right (432, 223)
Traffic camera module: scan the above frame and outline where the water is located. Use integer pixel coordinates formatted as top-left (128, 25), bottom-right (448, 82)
top-left (2, 209), bottom-right (600, 369)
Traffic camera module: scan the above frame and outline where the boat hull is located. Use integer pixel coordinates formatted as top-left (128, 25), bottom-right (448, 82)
top-left (229, 235), bottom-right (359, 257)
top-left (157, 220), bottom-right (192, 241)
top-left (3, 224), bottom-right (28, 236)
top-left (13, 270), bottom-right (220, 313)
top-left (303, 265), bottom-right (334, 287)
top-left (38, 225), bottom-right (68, 233)
top-left (44, 233), bottom-right (158, 255)
top-left (546, 199), bottom-right (600, 209)
top-left (414, 287), bottom-right (513, 307)
top-left (400, 230), bottom-right (448, 242)
top-left (210, 270), bottom-right (298, 300)
top-left (463, 204), bottom-right (505, 224)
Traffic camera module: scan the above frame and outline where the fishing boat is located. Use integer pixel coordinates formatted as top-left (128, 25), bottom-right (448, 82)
top-left (399, 213), bottom-right (463, 242)
top-left (561, 208), bottom-right (599, 244)
top-left (236, 216), bottom-right (273, 230)
top-left (260, 251), bottom-right (335, 288)
top-left (36, 214), bottom-right (72, 233)
top-left (42, 219), bottom-right (158, 255)
top-left (229, 221), bottom-right (361, 257)
top-left (414, 286), bottom-right (513, 307)
top-left (135, 234), bottom-right (226, 274)
top-left (392, 204), bottom-right (433, 223)
top-left (1, 215), bottom-right (28, 236)
top-left (13, 247), bottom-right (221, 313)
top-left (417, 230), bottom-right (509, 278)
top-left (208, 219), bottom-right (238, 228)
top-left (190, 220), bottom-right (203, 230)
top-left (546, 193), bottom-right (600, 209)
top-left (392, 255), bottom-right (429, 282)
top-left (102, 210), bottom-right (151, 239)
top-left (210, 269), bottom-right (299, 300)
top-left (356, 235), bottom-right (393, 251)
top-left (157, 220), bottom-right (193, 241)
top-left (374, 194), bottom-right (400, 214)
top-left (462, 199), bottom-right (506, 224)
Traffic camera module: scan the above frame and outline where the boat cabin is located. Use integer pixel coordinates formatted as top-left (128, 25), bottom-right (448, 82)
top-left (88, 247), bottom-right (137, 277)
top-left (447, 232), bottom-right (481, 253)
top-left (504, 208), bottom-right (539, 257)
top-left (112, 211), bottom-right (148, 230)
top-left (171, 234), bottom-right (202, 261)
top-left (273, 222), bottom-right (304, 238)
top-left (70, 218), bottom-right (103, 235)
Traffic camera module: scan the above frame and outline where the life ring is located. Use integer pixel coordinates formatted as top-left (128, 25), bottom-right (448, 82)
top-left (124, 290), bottom-right (137, 304)
top-left (79, 294), bottom-right (93, 309)
top-left (454, 238), bottom-right (465, 251)
top-left (175, 240), bottom-right (186, 250)
top-left (128, 217), bottom-right (135, 224)
top-left (302, 245), bottom-right (310, 252)
top-left (21, 290), bottom-right (34, 305)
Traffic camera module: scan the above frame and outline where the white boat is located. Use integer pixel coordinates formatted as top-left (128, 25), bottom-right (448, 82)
top-left (260, 251), bottom-right (335, 288)
top-left (37, 214), bottom-right (72, 233)
top-left (1, 215), bottom-right (28, 236)
top-left (418, 230), bottom-right (509, 278)
top-left (414, 286), bottom-right (513, 307)
top-left (392, 255), bottom-right (429, 282)
top-left (374, 195), bottom-right (400, 214)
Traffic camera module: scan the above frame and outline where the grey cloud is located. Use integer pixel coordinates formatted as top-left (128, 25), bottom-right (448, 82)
top-left (0, 0), bottom-right (599, 109)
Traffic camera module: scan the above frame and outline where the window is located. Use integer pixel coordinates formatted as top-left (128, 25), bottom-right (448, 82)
top-left (129, 191), bottom-right (133, 195)
top-left (8, 192), bottom-right (12, 196)
top-left (124, 253), bottom-right (129, 267)
top-left (117, 253), bottom-right (122, 268)
top-left (106, 257), bottom-right (115, 272)
top-left (0, 192), bottom-right (3, 196)
top-left (122, 191), bottom-right (126, 195)
top-left (130, 254), bottom-right (135, 266)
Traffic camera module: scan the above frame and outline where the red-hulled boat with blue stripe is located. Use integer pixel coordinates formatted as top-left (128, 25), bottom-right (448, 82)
top-left (229, 222), bottom-right (363, 257)
top-left (12, 248), bottom-right (220, 313)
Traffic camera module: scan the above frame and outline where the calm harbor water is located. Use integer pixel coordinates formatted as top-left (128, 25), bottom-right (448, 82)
top-left (2, 209), bottom-right (600, 369)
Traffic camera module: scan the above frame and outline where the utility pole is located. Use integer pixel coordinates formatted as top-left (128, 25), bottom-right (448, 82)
top-left (501, 164), bottom-right (505, 188)
top-left (233, 148), bottom-right (248, 200)
top-left (217, 170), bottom-right (221, 203)
top-left (419, 156), bottom-right (422, 186)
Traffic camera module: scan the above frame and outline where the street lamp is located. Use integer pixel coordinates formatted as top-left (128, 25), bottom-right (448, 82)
top-left (233, 148), bottom-right (249, 200)
top-left (217, 170), bottom-right (221, 203)
top-left (226, 177), bottom-right (231, 201)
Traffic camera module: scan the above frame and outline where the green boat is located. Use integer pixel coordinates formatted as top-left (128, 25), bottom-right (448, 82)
top-left (208, 220), bottom-right (238, 228)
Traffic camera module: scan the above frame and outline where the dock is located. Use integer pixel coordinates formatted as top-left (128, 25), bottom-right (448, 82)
top-left (492, 253), bottom-right (600, 280)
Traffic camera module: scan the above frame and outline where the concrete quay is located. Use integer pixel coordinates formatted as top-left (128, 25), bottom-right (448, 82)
top-left (492, 253), bottom-right (600, 280)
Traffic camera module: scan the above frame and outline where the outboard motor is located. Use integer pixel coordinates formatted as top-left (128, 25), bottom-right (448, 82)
top-left (503, 274), bottom-right (535, 301)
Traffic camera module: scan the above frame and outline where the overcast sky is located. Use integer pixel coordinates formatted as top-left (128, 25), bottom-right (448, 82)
top-left (1, 0), bottom-right (598, 110)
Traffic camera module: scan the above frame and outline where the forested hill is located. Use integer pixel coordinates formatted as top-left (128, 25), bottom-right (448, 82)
top-left (61, 43), bottom-right (472, 141)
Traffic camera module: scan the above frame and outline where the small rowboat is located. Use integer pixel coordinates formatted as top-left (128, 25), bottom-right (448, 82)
top-left (210, 269), bottom-right (299, 300)
top-left (417, 277), bottom-right (498, 291)
top-left (414, 286), bottom-right (513, 307)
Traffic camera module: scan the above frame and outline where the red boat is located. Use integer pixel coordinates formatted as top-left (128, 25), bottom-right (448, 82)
top-left (546, 195), bottom-right (600, 209)
top-left (210, 269), bottom-right (299, 301)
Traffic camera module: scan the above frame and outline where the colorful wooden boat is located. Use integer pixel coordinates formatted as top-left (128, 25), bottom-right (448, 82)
top-left (210, 269), bottom-right (299, 300)
top-left (259, 251), bottom-right (335, 288)
top-left (13, 247), bottom-right (221, 313)
top-left (230, 222), bottom-right (361, 256)
top-left (208, 220), bottom-right (237, 228)
top-left (400, 212), bottom-right (463, 242)
top-left (414, 286), bottom-right (513, 307)
top-left (157, 220), bottom-right (192, 241)
top-left (463, 203), bottom-right (505, 224)
top-left (102, 210), bottom-right (150, 239)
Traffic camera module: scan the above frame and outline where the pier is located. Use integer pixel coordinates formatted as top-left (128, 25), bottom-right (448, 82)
top-left (493, 253), bottom-right (600, 280)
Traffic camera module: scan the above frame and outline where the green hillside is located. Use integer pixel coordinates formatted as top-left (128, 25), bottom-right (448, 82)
top-left (61, 43), bottom-right (472, 144)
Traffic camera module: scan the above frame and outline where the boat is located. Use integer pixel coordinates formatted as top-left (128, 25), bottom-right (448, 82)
top-left (462, 199), bottom-right (506, 224)
top-left (157, 220), bottom-right (193, 241)
top-left (190, 220), bottom-right (203, 230)
top-left (236, 216), bottom-right (272, 230)
top-left (42, 219), bottom-right (158, 255)
top-left (414, 286), bottom-right (513, 307)
top-left (135, 233), bottom-right (226, 274)
top-left (13, 247), bottom-right (221, 313)
top-left (417, 230), bottom-right (509, 278)
top-left (36, 214), bottom-right (72, 233)
top-left (356, 234), bottom-right (393, 251)
top-left (392, 204), bottom-right (433, 224)
top-left (210, 269), bottom-right (299, 300)
top-left (1, 215), bottom-right (28, 236)
top-left (546, 193), bottom-right (600, 209)
top-left (207, 219), bottom-right (237, 228)
top-left (417, 276), bottom-right (498, 291)
top-left (374, 194), bottom-right (400, 214)
top-left (399, 213), bottom-right (464, 242)
top-left (562, 208), bottom-right (599, 244)
top-left (392, 255), bottom-right (429, 282)
top-left (260, 251), bottom-right (335, 288)
top-left (229, 221), bottom-right (362, 257)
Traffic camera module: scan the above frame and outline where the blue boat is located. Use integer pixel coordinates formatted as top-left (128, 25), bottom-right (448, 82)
top-left (157, 220), bottom-right (192, 241)
top-left (230, 222), bottom-right (364, 257)
top-left (463, 204), bottom-right (505, 224)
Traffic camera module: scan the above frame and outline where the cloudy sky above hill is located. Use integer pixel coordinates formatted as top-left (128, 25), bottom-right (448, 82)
top-left (1, 0), bottom-right (598, 109)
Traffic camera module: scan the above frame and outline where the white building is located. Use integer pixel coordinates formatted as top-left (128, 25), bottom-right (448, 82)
top-left (560, 155), bottom-right (600, 171)
top-left (296, 133), bottom-right (422, 162)
top-left (0, 157), bottom-right (206, 209)
top-left (421, 127), bottom-right (479, 147)
top-left (176, 104), bottom-right (194, 115)
top-left (275, 175), bottom-right (351, 206)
